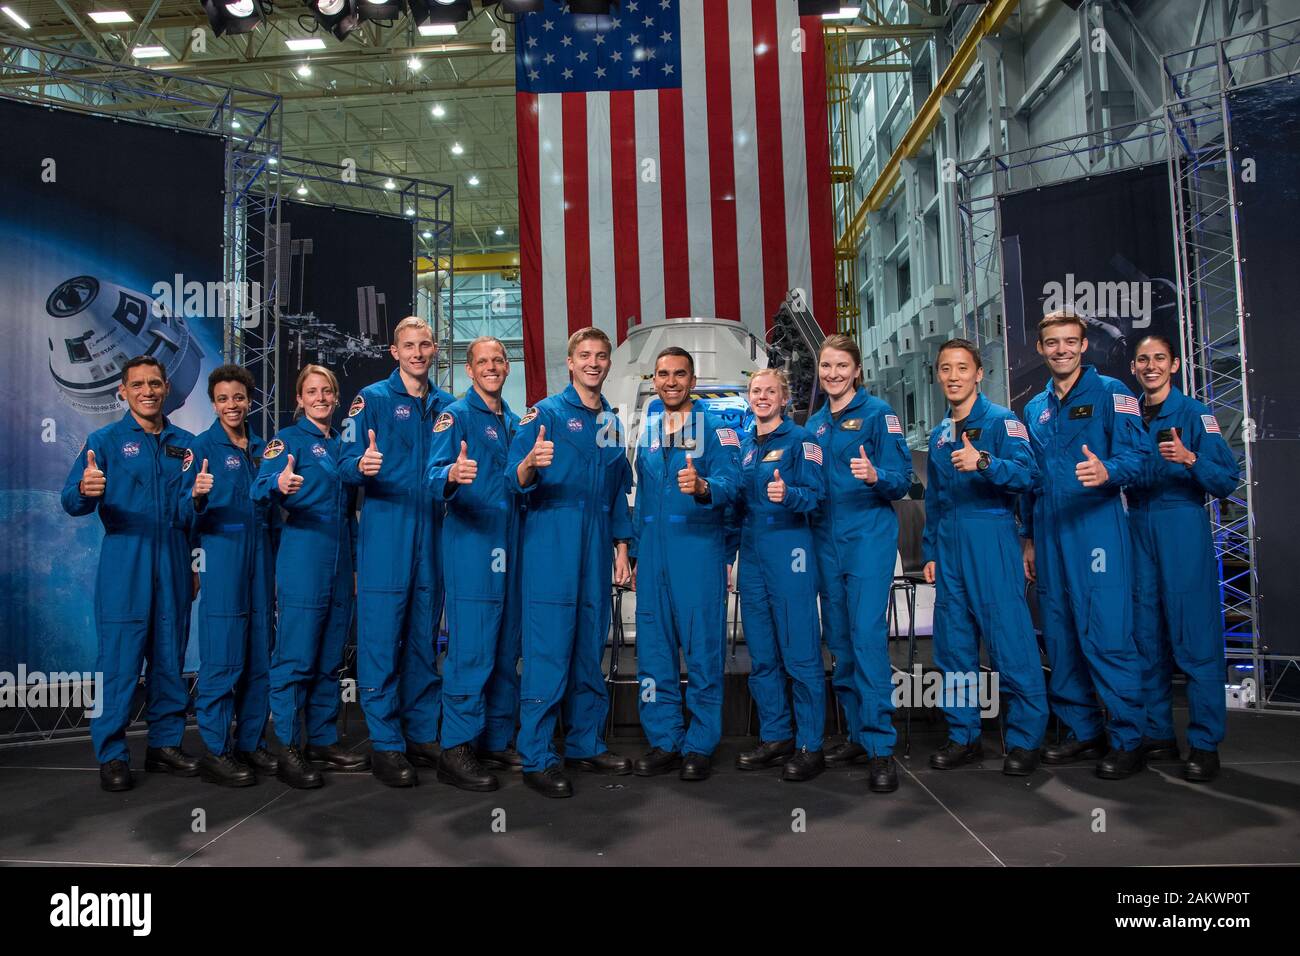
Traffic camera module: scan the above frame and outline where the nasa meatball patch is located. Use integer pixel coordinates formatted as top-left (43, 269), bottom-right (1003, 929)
top-left (121, 441), bottom-right (140, 458)
top-left (394, 404), bottom-right (412, 421)
top-left (519, 407), bottom-right (539, 426)
top-left (225, 454), bottom-right (242, 471)
top-left (433, 412), bottom-right (455, 433)
top-left (311, 443), bottom-right (327, 458)
top-left (181, 449), bottom-right (194, 472)
top-left (262, 439), bottom-right (285, 460)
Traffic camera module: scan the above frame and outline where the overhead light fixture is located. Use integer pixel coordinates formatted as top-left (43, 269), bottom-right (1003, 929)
top-left (407, 56), bottom-right (422, 70)
top-left (450, 141), bottom-right (464, 155)
top-left (285, 37), bottom-right (328, 52)
top-left (268, 156), bottom-right (279, 165)
top-left (357, 0), bottom-right (405, 22)
top-left (87, 11), bottom-right (134, 24)
top-left (821, 6), bottom-right (859, 20)
top-left (231, 117), bottom-right (242, 129)
top-left (296, 62), bottom-right (312, 77)
top-left (494, 226), bottom-right (504, 237)
top-left (1, 6), bottom-right (31, 29)
top-left (411, 0), bottom-right (469, 29)
top-left (417, 22), bottom-right (457, 36)
top-left (305, 0), bottom-right (360, 41)
top-left (384, 178), bottom-right (396, 190)
top-left (296, 181), bottom-right (309, 195)
top-left (466, 174), bottom-right (479, 186)
top-left (202, 0), bottom-right (262, 36)
top-left (406, 206), bottom-right (416, 216)
top-left (422, 230), bottom-right (432, 239)
top-left (430, 103), bottom-right (446, 118)
top-left (132, 45), bottom-right (171, 59)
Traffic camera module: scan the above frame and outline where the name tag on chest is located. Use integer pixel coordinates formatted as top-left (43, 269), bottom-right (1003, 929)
top-left (1069, 405), bottom-right (1093, 420)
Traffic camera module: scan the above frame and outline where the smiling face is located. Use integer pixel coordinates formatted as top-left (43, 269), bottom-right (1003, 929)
top-left (119, 362), bottom-right (169, 422)
top-left (466, 339), bottom-right (509, 398)
top-left (936, 346), bottom-right (983, 410)
top-left (818, 347), bottom-right (858, 402)
top-left (391, 323), bottom-right (436, 381)
top-left (1036, 320), bottom-right (1089, 379)
top-left (211, 380), bottom-right (250, 433)
top-left (297, 372), bottom-right (337, 428)
top-left (748, 372), bottom-right (786, 423)
top-left (653, 354), bottom-right (696, 413)
top-left (567, 335), bottom-right (612, 391)
top-left (1131, 338), bottom-right (1179, 397)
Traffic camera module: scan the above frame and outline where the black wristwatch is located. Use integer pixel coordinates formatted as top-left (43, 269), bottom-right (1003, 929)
top-left (976, 451), bottom-right (991, 472)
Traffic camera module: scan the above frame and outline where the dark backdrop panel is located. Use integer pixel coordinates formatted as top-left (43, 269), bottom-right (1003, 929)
top-left (270, 200), bottom-right (414, 428)
top-left (998, 163), bottom-right (1180, 414)
top-left (1230, 78), bottom-right (1300, 657)
top-left (0, 97), bottom-right (225, 673)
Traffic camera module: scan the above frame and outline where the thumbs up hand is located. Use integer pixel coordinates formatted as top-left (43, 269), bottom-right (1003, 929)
top-left (278, 454), bottom-right (304, 496)
top-left (192, 458), bottom-right (213, 497)
top-left (678, 453), bottom-right (705, 496)
top-left (80, 449), bottom-right (106, 497)
top-left (449, 440), bottom-right (478, 485)
top-left (951, 432), bottom-right (982, 472)
top-left (528, 424), bottom-right (555, 469)
top-left (767, 467), bottom-right (787, 503)
top-left (359, 428), bottom-right (384, 477)
top-left (1075, 443), bottom-right (1109, 487)
top-left (850, 444), bottom-right (878, 485)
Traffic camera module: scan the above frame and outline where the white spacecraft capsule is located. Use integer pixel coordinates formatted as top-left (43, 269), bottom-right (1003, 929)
top-left (45, 275), bottom-right (205, 422)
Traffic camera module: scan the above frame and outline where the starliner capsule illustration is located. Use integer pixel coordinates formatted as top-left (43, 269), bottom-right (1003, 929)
top-left (46, 275), bottom-right (204, 423)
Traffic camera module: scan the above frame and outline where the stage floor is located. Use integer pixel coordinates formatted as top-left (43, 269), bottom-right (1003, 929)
top-left (1, 710), bottom-right (1297, 867)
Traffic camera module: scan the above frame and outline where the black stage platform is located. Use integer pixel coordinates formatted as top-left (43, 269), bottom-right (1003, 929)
top-left (1, 709), bottom-right (1297, 867)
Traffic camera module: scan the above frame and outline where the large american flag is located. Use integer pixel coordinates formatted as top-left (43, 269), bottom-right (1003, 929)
top-left (515, 0), bottom-right (837, 403)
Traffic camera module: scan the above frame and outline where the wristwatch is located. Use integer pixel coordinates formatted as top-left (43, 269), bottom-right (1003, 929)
top-left (976, 451), bottom-right (991, 472)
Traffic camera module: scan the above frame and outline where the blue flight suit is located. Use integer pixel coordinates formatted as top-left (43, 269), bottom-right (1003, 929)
top-left (61, 413), bottom-right (196, 765)
top-left (178, 419), bottom-right (275, 756)
top-left (339, 370), bottom-right (454, 752)
top-left (1127, 387), bottom-right (1238, 751)
top-left (922, 394), bottom-right (1048, 751)
top-left (1022, 365), bottom-right (1150, 750)
top-left (251, 417), bottom-right (355, 749)
top-left (632, 409), bottom-right (742, 757)
top-left (505, 384), bottom-right (633, 774)
top-left (807, 387), bottom-right (911, 758)
top-left (732, 418), bottom-right (827, 751)
top-left (426, 388), bottom-right (523, 753)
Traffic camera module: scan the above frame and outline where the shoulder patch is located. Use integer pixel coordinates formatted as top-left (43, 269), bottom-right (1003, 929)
top-left (885, 414), bottom-right (904, 435)
top-left (348, 395), bottom-right (365, 418)
top-left (519, 407), bottom-right (539, 426)
top-left (802, 441), bottom-right (823, 466)
top-left (182, 448), bottom-right (194, 472)
top-left (1201, 413), bottom-right (1221, 434)
top-left (716, 427), bottom-right (740, 448)
top-left (1004, 419), bottom-right (1030, 441)
top-left (263, 438), bottom-right (285, 460)
top-left (1113, 393), bottom-right (1141, 417)
top-left (433, 412), bottom-right (455, 433)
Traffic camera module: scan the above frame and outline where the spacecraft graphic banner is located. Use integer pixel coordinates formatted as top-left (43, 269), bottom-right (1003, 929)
top-left (997, 163), bottom-right (1179, 416)
top-left (0, 96), bottom-right (226, 675)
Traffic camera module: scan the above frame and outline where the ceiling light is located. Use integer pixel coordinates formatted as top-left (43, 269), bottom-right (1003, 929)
top-left (202, 0), bottom-right (261, 36)
top-left (231, 118), bottom-right (242, 129)
top-left (132, 46), bottom-right (170, 59)
top-left (407, 56), bottom-right (422, 71)
top-left (384, 178), bottom-right (396, 190)
top-left (296, 63), bottom-right (312, 77)
top-left (822, 6), bottom-right (859, 20)
top-left (466, 175), bottom-right (479, 186)
top-left (422, 230), bottom-right (432, 239)
top-left (430, 103), bottom-right (446, 118)
top-left (306, 0), bottom-right (360, 40)
top-left (358, 0), bottom-right (406, 22)
top-left (87, 11), bottom-right (133, 24)
top-left (285, 38), bottom-right (327, 52)
top-left (494, 226), bottom-right (504, 237)
top-left (1, 6), bottom-right (31, 29)
top-left (406, 206), bottom-right (416, 216)
top-left (450, 141), bottom-right (464, 155)
top-left (417, 22), bottom-right (457, 36)
top-left (296, 182), bottom-right (309, 195)
top-left (268, 156), bottom-right (279, 165)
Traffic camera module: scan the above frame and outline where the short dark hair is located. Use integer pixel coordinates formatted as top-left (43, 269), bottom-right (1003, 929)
top-left (936, 338), bottom-right (983, 370)
top-left (1134, 333), bottom-right (1177, 359)
top-left (207, 363), bottom-right (256, 401)
top-left (122, 355), bottom-right (166, 382)
top-left (655, 346), bottom-right (695, 376)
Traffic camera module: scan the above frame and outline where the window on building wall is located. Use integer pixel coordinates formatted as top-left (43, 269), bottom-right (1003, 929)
top-left (897, 258), bottom-right (912, 307)
top-left (864, 294), bottom-right (875, 329)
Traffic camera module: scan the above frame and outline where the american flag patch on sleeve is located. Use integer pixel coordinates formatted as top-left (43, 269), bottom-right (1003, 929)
top-left (803, 442), bottom-right (823, 466)
top-left (1005, 419), bottom-right (1030, 441)
top-left (1113, 393), bottom-right (1141, 416)
top-left (885, 414), bottom-right (904, 434)
top-left (1202, 414), bottom-right (1221, 434)
top-left (716, 428), bottom-right (740, 448)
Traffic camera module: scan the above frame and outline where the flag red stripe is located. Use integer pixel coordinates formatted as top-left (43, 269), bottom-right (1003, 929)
top-left (516, 92), bottom-right (546, 406)
top-left (799, 14), bottom-right (837, 334)
top-left (561, 95), bottom-right (591, 335)
top-left (610, 89), bottom-right (641, 343)
top-left (658, 87), bottom-right (691, 319)
top-left (751, 0), bottom-right (789, 331)
top-left (702, 0), bottom-right (739, 323)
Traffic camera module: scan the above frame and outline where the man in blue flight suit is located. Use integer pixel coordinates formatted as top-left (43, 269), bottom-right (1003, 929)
top-left (506, 326), bottom-right (634, 799)
top-left (631, 347), bottom-right (742, 782)
top-left (179, 364), bottom-right (279, 787)
top-left (426, 335), bottom-right (522, 792)
top-left (62, 355), bottom-right (200, 792)
top-left (340, 316), bottom-right (454, 787)
top-left (1128, 334), bottom-right (1239, 782)
top-left (921, 339), bottom-right (1048, 776)
top-left (1021, 310), bottom-right (1151, 779)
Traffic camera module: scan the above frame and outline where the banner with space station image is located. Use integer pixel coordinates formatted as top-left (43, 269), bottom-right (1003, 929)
top-left (0, 96), bottom-right (226, 675)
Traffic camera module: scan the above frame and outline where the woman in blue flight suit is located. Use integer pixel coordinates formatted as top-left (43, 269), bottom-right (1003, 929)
top-left (251, 364), bottom-right (362, 789)
top-left (731, 368), bottom-right (828, 781)
top-left (1128, 334), bottom-right (1239, 782)
top-left (179, 364), bottom-right (278, 787)
top-left (807, 334), bottom-right (913, 793)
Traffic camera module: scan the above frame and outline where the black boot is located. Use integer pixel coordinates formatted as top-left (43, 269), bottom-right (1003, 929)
top-left (523, 765), bottom-right (573, 798)
top-left (278, 745), bottom-right (324, 789)
top-left (371, 749), bottom-right (417, 787)
top-left (405, 740), bottom-right (442, 768)
top-left (200, 752), bottom-right (256, 788)
top-left (305, 743), bottom-right (371, 773)
top-left (1184, 748), bottom-right (1220, 782)
top-left (144, 746), bottom-right (201, 776)
top-left (437, 743), bottom-right (499, 792)
top-left (736, 738), bottom-right (796, 771)
top-left (929, 738), bottom-right (984, 770)
top-left (680, 752), bottom-right (712, 781)
top-left (564, 751), bottom-right (633, 775)
top-left (479, 746), bottom-right (523, 770)
top-left (1041, 734), bottom-right (1108, 765)
top-left (99, 760), bottom-right (132, 792)
top-left (1096, 746), bottom-right (1144, 779)
top-left (781, 748), bottom-right (825, 782)
top-left (1002, 747), bottom-right (1041, 776)
top-left (236, 747), bottom-right (279, 775)
top-left (633, 747), bottom-right (682, 777)
top-left (1140, 737), bottom-right (1181, 762)
top-left (867, 756), bottom-right (899, 793)
top-left (825, 740), bottom-right (870, 766)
